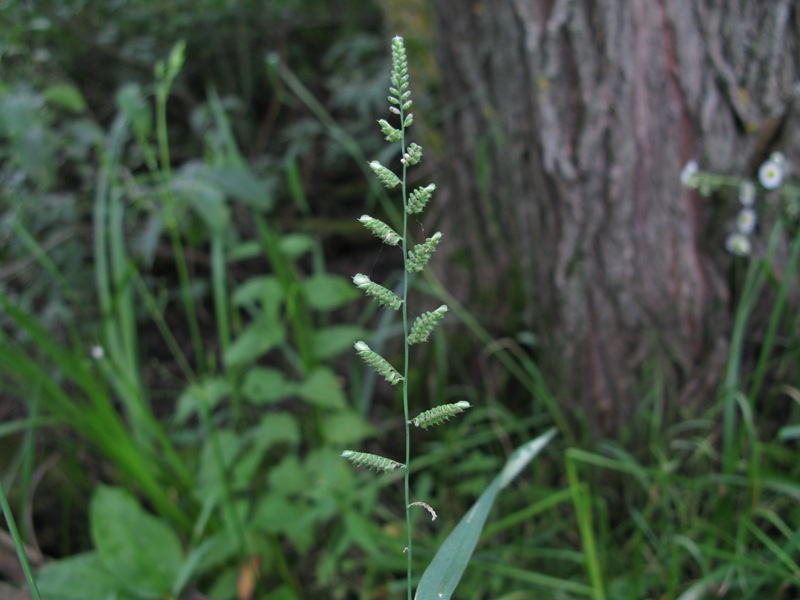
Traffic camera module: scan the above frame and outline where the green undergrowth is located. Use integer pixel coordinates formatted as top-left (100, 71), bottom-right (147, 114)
top-left (0, 16), bottom-right (798, 600)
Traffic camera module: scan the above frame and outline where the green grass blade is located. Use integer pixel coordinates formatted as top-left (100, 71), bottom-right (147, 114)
top-left (414, 428), bottom-right (556, 600)
top-left (0, 482), bottom-right (41, 600)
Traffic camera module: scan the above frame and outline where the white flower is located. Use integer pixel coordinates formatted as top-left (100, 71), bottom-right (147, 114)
top-left (680, 160), bottom-right (699, 187)
top-left (90, 345), bottom-right (105, 360)
top-left (725, 232), bottom-right (751, 256)
top-left (736, 208), bottom-right (757, 235)
top-left (739, 180), bottom-right (756, 207)
top-left (759, 152), bottom-right (785, 190)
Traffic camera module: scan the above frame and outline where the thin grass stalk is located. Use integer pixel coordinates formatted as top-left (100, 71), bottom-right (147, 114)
top-left (747, 222), bottom-right (800, 404)
top-left (95, 113), bottom-right (130, 374)
top-left (0, 482), bottom-right (41, 600)
top-left (565, 452), bottom-right (607, 600)
top-left (400, 109), bottom-right (413, 600)
top-left (155, 43), bottom-right (205, 375)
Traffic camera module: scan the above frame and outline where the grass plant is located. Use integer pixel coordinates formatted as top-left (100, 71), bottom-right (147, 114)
top-left (339, 36), bottom-right (555, 600)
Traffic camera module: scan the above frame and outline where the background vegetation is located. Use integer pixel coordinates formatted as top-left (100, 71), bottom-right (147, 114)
top-left (0, 1), bottom-right (798, 599)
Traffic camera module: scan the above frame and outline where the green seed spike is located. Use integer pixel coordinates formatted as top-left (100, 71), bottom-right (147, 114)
top-left (353, 273), bottom-right (403, 311)
top-left (358, 215), bottom-right (401, 246)
top-left (407, 232), bottom-right (442, 273)
top-left (354, 341), bottom-right (403, 385)
top-left (369, 160), bottom-right (401, 189)
top-left (341, 450), bottom-right (405, 472)
top-left (408, 305), bottom-right (448, 345)
top-left (406, 184), bottom-right (435, 215)
top-left (410, 401), bottom-right (471, 429)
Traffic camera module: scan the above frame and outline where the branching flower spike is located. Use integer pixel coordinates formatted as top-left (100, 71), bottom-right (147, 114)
top-left (341, 450), bottom-right (405, 472)
top-left (359, 215), bottom-right (401, 246)
top-left (407, 232), bottom-right (442, 273)
top-left (343, 37), bottom-right (462, 598)
top-left (408, 305), bottom-right (448, 345)
top-left (411, 401), bottom-right (471, 429)
top-left (353, 273), bottom-right (403, 310)
top-left (354, 341), bottom-right (403, 385)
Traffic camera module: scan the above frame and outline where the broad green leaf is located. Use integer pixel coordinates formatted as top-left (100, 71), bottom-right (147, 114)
top-left (232, 276), bottom-right (284, 326)
top-left (175, 377), bottom-right (231, 423)
top-left (36, 552), bottom-right (132, 600)
top-left (302, 273), bottom-right (358, 312)
top-left (43, 84), bottom-right (86, 113)
top-left (312, 325), bottom-right (367, 360)
top-left (197, 429), bottom-right (241, 493)
top-left (204, 166), bottom-right (274, 211)
top-left (251, 492), bottom-right (315, 553)
top-left (321, 411), bottom-right (378, 445)
top-left (415, 429), bottom-right (557, 600)
top-left (279, 233), bottom-right (315, 259)
top-left (242, 367), bottom-right (295, 404)
top-left (115, 82), bottom-right (151, 137)
top-left (778, 424), bottom-right (800, 441)
top-left (172, 174), bottom-right (230, 233)
top-left (296, 367), bottom-right (347, 409)
top-left (91, 486), bottom-right (184, 599)
top-left (268, 454), bottom-right (307, 495)
top-left (257, 412), bottom-right (301, 449)
top-left (224, 316), bottom-right (285, 367)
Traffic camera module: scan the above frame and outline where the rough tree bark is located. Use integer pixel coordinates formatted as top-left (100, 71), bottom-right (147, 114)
top-left (430, 0), bottom-right (800, 432)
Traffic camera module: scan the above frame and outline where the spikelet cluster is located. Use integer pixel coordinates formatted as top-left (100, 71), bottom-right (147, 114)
top-left (408, 305), bottom-right (448, 345)
top-left (359, 215), bottom-right (401, 246)
top-left (407, 184), bottom-right (435, 214)
top-left (353, 273), bottom-right (403, 311)
top-left (407, 232), bottom-right (442, 273)
top-left (369, 160), bottom-right (401, 189)
top-left (410, 401), bottom-right (471, 429)
top-left (341, 450), bottom-right (405, 472)
top-left (354, 341), bottom-right (403, 385)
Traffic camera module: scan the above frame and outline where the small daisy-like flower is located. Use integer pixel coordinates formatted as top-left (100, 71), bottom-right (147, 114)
top-left (758, 152), bottom-right (785, 190)
top-left (725, 232), bottom-right (752, 256)
top-left (680, 160), bottom-right (699, 187)
top-left (91, 345), bottom-right (105, 360)
top-left (736, 208), bottom-right (757, 235)
top-left (739, 180), bottom-right (756, 207)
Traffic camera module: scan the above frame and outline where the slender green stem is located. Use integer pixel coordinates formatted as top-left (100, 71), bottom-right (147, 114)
top-left (401, 105), bottom-right (413, 600)
top-left (0, 482), bottom-right (41, 600)
top-left (155, 58), bottom-right (205, 375)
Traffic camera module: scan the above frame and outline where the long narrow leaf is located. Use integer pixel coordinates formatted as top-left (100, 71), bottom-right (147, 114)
top-left (414, 428), bottom-right (556, 600)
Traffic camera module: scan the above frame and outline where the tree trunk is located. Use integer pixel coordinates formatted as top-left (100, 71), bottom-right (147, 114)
top-left (430, 0), bottom-right (800, 432)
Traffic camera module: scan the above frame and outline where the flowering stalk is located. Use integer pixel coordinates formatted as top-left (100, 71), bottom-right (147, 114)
top-left (340, 36), bottom-right (469, 600)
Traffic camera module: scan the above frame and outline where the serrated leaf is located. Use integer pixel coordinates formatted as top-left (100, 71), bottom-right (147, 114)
top-left (91, 486), bottom-right (184, 599)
